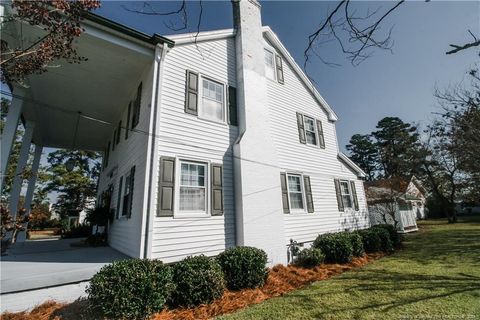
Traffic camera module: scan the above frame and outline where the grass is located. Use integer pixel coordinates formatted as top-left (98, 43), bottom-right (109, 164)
top-left (219, 216), bottom-right (480, 320)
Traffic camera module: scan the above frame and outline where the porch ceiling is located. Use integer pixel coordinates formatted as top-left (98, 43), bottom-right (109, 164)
top-left (16, 19), bottom-right (156, 151)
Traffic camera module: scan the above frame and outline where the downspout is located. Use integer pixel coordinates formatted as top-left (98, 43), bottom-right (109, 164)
top-left (143, 44), bottom-right (168, 259)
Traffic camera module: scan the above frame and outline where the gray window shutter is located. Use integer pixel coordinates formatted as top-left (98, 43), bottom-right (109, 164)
top-left (127, 166), bottom-right (135, 219)
top-left (334, 179), bottom-right (344, 212)
top-left (296, 112), bottom-right (306, 144)
top-left (132, 83), bottom-right (142, 129)
top-left (211, 163), bottom-right (224, 216)
top-left (116, 176), bottom-right (123, 219)
top-left (105, 141), bottom-right (110, 168)
top-left (228, 86), bottom-right (238, 126)
top-left (275, 54), bottom-right (284, 84)
top-left (158, 157), bottom-right (175, 217)
top-left (316, 119), bottom-right (325, 149)
top-left (125, 102), bottom-right (131, 139)
top-left (304, 175), bottom-right (314, 213)
top-left (185, 70), bottom-right (199, 115)
top-left (116, 121), bottom-right (122, 144)
top-left (112, 130), bottom-right (116, 151)
top-left (350, 180), bottom-right (359, 211)
top-left (280, 173), bottom-right (290, 214)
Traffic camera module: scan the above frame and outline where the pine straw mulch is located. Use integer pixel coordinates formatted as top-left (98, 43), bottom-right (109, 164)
top-left (1, 253), bottom-right (384, 320)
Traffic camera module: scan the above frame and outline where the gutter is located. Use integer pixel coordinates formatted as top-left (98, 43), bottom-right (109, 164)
top-left (84, 12), bottom-right (175, 48)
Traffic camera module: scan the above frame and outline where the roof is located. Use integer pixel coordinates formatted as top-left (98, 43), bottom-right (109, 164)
top-left (338, 153), bottom-right (367, 178)
top-left (165, 26), bottom-right (339, 122)
top-left (84, 12), bottom-right (175, 48)
top-left (364, 176), bottom-right (427, 202)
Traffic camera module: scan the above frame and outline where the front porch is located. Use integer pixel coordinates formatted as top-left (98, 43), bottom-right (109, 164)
top-left (1, 238), bottom-right (128, 312)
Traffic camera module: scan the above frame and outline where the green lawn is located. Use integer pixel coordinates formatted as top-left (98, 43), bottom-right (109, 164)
top-left (219, 216), bottom-right (480, 320)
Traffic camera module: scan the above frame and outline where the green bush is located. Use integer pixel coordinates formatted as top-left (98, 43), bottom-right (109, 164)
top-left (371, 224), bottom-right (401, 247)
top-left (359, 228), bottom-right (394, 253)
top-left (295, 248), bottom-right (325, 268)
top-left (170, 255), bottom-right (225, 307)
top-left (350, 232), bottom-right (365, 257)
top-left (217, 246), bottom-right (268, 290)
top-left (313, 232), bottom-right (353, 263)
top-left (86, 259), bottom-right (173, 319)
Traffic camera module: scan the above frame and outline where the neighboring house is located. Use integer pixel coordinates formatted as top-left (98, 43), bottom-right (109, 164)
top-left (365, 176), bottom-right (427, 233)
top-left (4, 0), bottom-right (369, 265)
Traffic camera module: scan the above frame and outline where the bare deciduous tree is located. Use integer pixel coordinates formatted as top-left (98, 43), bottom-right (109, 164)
top-left (304, 0), bottom-right (480, 70)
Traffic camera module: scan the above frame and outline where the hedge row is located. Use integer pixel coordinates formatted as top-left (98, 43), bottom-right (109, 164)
top-left (299, 224), bottom-right (402, 265)
top-left (87, 246), bottom-right (268, 319)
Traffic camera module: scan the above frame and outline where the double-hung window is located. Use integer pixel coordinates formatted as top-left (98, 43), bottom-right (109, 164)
top-left (304, 116), bottom-right (318, 145)
top-left (340, 181), bottom-right (353, 209)
top-left (264, 49), bottom-right (276, 80)
top-left (201, 78), bottom-right (224, 122)
top-left (287, 174), bottom-right (305, 211)
top-left (179, 161), bottom-right (207, 213)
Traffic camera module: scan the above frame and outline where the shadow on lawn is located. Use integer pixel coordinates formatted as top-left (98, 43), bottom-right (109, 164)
top-left (281, 269), bottom-right (480, 318)
top-left (282, 217), bottom-right (480, 317)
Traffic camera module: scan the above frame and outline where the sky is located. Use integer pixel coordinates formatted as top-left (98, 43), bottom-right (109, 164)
top-left (94, 0), bottom-right (479, 151)
top-left (7, 0), bottom-right (480, 204)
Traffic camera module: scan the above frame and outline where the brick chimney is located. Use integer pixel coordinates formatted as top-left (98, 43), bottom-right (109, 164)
top-left (232, 0), bottom-right (287, 264)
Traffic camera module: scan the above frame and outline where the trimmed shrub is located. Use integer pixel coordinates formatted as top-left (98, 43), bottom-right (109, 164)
top-left (170, 255), bottom-right (225, 307)
top-left (350, 232), bottom-right (365, 257)
top-left (359, 228), bottom-right (394, 253)
top-left (217, 246), bottom-right (268, 290)
top-left (86, 259), bottom-right (173, 319)
top-left (313, 232), bottom-right (353, 263)
top-left (371, 224), bottom-right (401, 247)
top-left (295, 248), bottom-right (325, 268)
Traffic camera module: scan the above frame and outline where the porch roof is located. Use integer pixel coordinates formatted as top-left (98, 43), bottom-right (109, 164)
top-left (7, 12), bottom-right (174, 151)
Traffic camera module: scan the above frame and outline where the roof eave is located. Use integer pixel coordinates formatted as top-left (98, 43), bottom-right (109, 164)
top-left (338, 153), bottom-right (367, 178)
top-left (83, 12), bottom-right (175, 48)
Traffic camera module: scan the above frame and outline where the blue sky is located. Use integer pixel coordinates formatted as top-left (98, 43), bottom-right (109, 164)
top-left (95, 0), bottom-right (479, 150)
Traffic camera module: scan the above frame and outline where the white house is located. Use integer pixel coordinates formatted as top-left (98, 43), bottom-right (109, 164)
top-left (2, 0), bottom-right (369, 265)
top-left (365, 176), bottom-right (427, 233)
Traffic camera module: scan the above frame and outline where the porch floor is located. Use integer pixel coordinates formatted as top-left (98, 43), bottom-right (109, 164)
top-left (1, 238), bottom-right (128, 294)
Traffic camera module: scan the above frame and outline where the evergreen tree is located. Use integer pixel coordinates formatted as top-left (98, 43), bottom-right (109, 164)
top-left (43, 149), bottom-right (100, 220)
top-left (346, 134), bottom-right (378, 181)
top-left (372, 117), bottom-right (423, 178)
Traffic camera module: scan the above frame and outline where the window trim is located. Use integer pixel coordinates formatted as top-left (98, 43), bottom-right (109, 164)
top-left (198, 75), bottom-right (227, 124)
top-left (285, 173), bottom-right (307, 214)
top-left (174, 158), bottom-right (211, 218)
top-left (340, 180), bottom-right (354, 209)
top-left (303, 115), bottom-right (318, 146)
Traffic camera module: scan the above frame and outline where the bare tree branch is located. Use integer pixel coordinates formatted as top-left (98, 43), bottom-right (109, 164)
top-left (304, 0), bottom-right (405, 71)
top-left (446, 30), bottom-right (480, 55)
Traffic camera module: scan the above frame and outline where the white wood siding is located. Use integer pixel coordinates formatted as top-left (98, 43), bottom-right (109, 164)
top-left (151, 38), bottom-right (237, 263)
top-left (265, 38), bottom-right (369, 245)
top-left (97, 64), bottom-right (154, 258)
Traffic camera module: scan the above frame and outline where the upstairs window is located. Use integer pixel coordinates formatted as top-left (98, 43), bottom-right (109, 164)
top-left (264, 49), bottom-right (275, 80)
top-left (201, 78), bottom-right (224, 122)
top-left (304, 116), bottom-right (317, 145)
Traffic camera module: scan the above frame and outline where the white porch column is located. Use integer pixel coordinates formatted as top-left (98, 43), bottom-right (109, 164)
top-left (9, 121), bottom-right (35, 220)
top-left (15, 145), bottom-right (42, 243)
top-left (24, 144), bottom-right (43, 213)
top-left (1, 93), bottom-right (24, 189)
